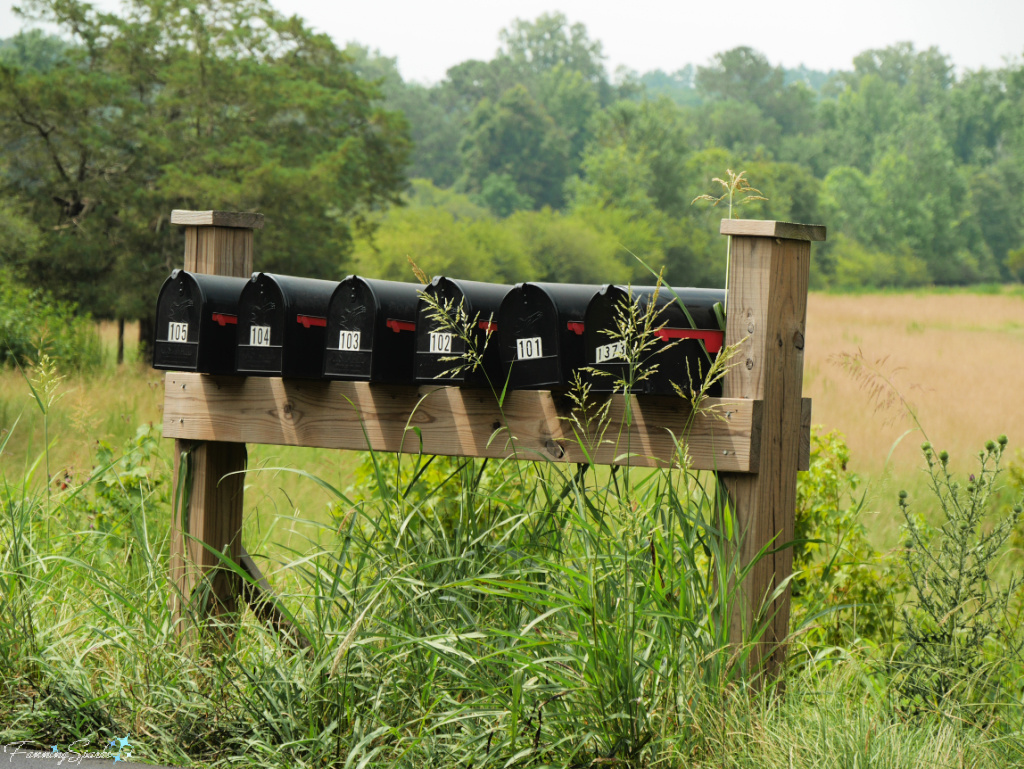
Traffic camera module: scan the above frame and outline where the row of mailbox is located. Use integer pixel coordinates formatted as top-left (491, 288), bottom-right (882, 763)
top-left (153, 272), bottom-right (726, 396)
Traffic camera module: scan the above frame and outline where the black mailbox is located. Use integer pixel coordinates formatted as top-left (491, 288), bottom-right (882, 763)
top-left (236, 272), bottom-right (339, 379)
top-left (153, 270), bottom-right (247, 375)
top-left (413, 277), bottom-right (509, 387)
top-left (497, 282), bottom-right (598, 390)
top-left (323, 276), bottom-right (421, 383)
top-left (584, 285), bottom-right (725, 396)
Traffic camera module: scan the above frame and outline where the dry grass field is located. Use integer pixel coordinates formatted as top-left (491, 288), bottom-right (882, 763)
top-left (804, 289), bottom-right (1024, 501)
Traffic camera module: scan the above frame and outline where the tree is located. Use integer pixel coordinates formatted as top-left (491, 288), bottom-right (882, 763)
top-left (948, 68), bottom-right (1008, 165)
top-left (639, 66), bottom-right (701, 106)
top-left (0, 0), bottom-right (410, 348)
top-left (457, 85), bottom-right (570, 210)
top-left (851, 42), bottom-right (953, 109)
top-left (345, 43), bottom-right (464, 188)
top-left (695, 46), bottom-right (816, 152)
top-left (866, 115), bottom-right (997, 283)
top-left (498, 12), bottom-right (608, 94)
top-left (697, 47), bottom-right (783, 109)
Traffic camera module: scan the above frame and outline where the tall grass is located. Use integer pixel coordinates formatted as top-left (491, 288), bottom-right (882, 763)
top-left (3, 408), bottom-right (1023, 767)
top-left (2, 290), bottom-right (1024, 766)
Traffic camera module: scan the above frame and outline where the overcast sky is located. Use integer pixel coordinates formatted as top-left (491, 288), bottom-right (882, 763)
top-left (2, 0), bottom-right (1022, 84)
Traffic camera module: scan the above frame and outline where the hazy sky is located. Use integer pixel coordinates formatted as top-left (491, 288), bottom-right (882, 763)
top-left (3, 0), bottom-right (1022, 83)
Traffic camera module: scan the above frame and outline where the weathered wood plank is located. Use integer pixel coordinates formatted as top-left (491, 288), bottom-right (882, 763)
top-left (163, 373), bottom-right (766, 472)
top-left (720, 219), bottom-right (826, 242)
top-left (171, 209), bottom-right (265, 229)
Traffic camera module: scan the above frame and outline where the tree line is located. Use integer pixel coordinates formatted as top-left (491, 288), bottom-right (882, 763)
top-left (2, 1), bottom-right (1024, 346)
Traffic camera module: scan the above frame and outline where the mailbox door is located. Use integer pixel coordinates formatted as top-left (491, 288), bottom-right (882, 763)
top-left (154, 270), bottom-right (203, 372)
top-left (584, 285), bottom-right (633, 393)
top-left (324, 276), bottom-right (376, 380)
top-left (498, 283), bottom-right (595, 390)
top-left (414, 277), bottom-right (508, 386)
top-left (236, 273), bottom-right (287, 375)
top-left (276, 274), bottom-right (337, 379)
top-left (365, 278), bottom-right (420, 383)
top-left (154, 271), bottom-right (246, 375)
top-left (648, 287), bottom-right (724, 396)
top-left (585, 285), bottom-right (725, 395)
top-left (324, 277), bottom-right (420, 383)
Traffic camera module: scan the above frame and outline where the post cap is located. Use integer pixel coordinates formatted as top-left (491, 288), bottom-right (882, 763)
top-left (171, 210), bottom-right (265, 230)
top-left (721, 219), bottom-right (825, 242)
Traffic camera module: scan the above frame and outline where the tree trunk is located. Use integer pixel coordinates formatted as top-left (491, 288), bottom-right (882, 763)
top-left (117, 317), bottom-right (125, 365)
top-left (138, 315), bottom-right (154, 365)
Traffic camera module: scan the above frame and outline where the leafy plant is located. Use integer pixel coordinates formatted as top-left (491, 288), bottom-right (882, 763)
top-left (0, 272), bottom-right (101, 372)
top-left (791, 429), bottom-right (896, 649)
top-left (890, 437), bottom-right (1024, 720)
top-left (83, 424), bottom-right (166, 552)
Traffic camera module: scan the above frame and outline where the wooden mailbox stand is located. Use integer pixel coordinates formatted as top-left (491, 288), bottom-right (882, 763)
top-left (164, 210), bottom-right (824, 672)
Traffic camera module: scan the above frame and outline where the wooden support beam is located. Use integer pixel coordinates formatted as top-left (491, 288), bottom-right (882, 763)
top-left (169, 210), bottom-right (257, 624)
top-left (170, 440), bottom-right (246, 616)
top-left (718, 220), bottom-right (823, 677)
top-left (163, 373), bottom-right (812, 472)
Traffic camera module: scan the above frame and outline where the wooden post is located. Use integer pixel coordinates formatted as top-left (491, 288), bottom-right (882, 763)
top-left (168, 209), bottom-right (263, 623)
top-left (718, 219), bottom-right (825, 676)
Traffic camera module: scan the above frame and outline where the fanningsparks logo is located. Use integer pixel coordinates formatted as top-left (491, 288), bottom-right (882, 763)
top-left (3, 735), bottom-right (135, 765)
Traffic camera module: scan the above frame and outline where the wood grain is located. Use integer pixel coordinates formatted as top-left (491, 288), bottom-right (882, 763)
top-left (720, 230), bottom-right (815, 678)
top-left (170, 440), bottom-right (245, 618)
top-left (720, 219), bottom-right (826, 242)
top-left (162, 373), bottom-right (773, 472)
top-left (182, 226), bottom-right (254, 277)
top-left (171, 209), bottom-right (265, 229)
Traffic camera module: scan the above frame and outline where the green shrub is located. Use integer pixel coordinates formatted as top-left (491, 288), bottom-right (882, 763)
top-left (0, 270), bottom-right (101, 371)
top-left (791, 428), bottom-right (896, 649)
top-left (890, 437), bottom-right (1024, 721)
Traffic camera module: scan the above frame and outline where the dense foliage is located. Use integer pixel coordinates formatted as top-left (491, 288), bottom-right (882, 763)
top-left (0, 267), bottom-right (100, 370)
top-left (3, 9), bottom-right (1024, 331)
top-left (0, 0), bottom-right (410, 327)
top-left (344, 21), bottom-right (1024, 290)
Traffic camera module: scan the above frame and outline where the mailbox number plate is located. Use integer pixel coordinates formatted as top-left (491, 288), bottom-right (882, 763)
top-left (429, 332), bottom-right (453, 353)
top-left (595, 341), bottom-right (626, 363)
top-left (250, 325), bottom-right (272, 347)
top-left (168, 322), bottom-right (188, 343)
top-left (516, 336), bottom-right (543, 360)
top-left (337, 330), bottom-right (361, 351)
